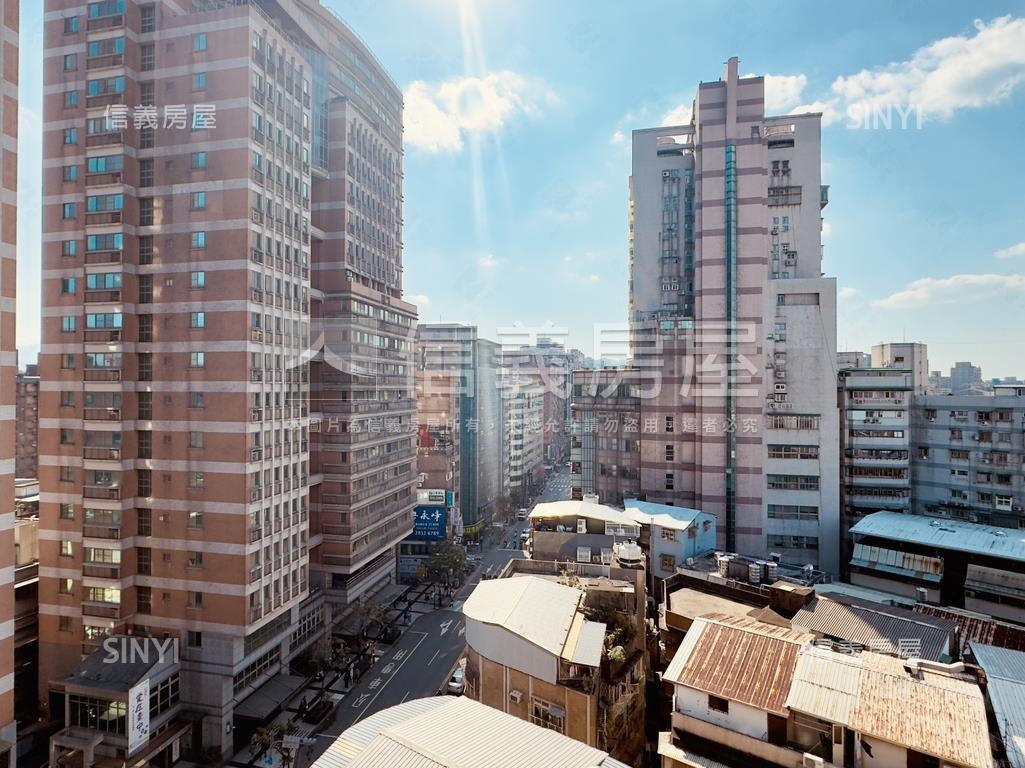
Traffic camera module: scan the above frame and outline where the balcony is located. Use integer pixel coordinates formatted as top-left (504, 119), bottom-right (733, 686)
top-left (250, 487), bottom-right (263, 502)
top-left (86, 53), bottom-right (124, 70)
top-left (250, 448), bottom-right (263, 461)
top-left (250, 525), bottom-right (263, 543)
top-left (82, 602), bottom-right (120, 618)
top-left (250, 368), bottom-right (264, 382)
top-left (83, 485), bottom-right (121, 500)
top-left (250, 565), bottom-right (262, 583)
top-left (251, 168), bottom-right (265, 186)
top-left (252, 208), bottom-right (264, 224)
top-left (85, 171), bottom-right (123, 186)
top-left (251, 329), bottom-right (264, 342)
top-left (84, 329), bottom-right (121, 343)
top-left (85, 250), bottom-right (122, 265)
top-left (84, 369), bottom-right (121, 381)
top-left (84, 446), bottom-right (121, 460)
top-left (251, 248), bottom-right (265, 264)
top-left (84, 407), bottom-right (121, 421)
top-left (85, 211), bottom-right (122, 226)
top-left (84, 289), bottom-right (122, 303)
top-left (83, 524), bottom-right (121, 539)
top-left (85, 131), bottom-right (123, 148)
top-left (82, 563), bottom-right (121, 579)
top-left (86, 92), bottom-right (124, 109)
top-left (250, 603), bottom-right (263, 622)
top-left (252, 127), bottom-right (265, 145)
top-left (86, 13), bottom-right (123, 30)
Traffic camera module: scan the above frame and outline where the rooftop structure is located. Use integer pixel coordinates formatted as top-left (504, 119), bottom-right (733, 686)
top-left (970, 643), bottom-right (1025, 768)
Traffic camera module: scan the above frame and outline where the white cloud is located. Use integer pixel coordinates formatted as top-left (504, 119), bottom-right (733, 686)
top-left (795, 16), bottom-right (1025, 127)
top-left (995, 241), bottom-right (1025, 259)
top-left (610, 129), bottom-right (626, 145)
top-left (661, 103), bottom-right (692, 127)
top-left (748, 74), bottom-right (808, 113)
top-left (587, 273), bottom-right (601, 284)
top-left (821, 221), bottom-right (833, 239)
top-left (838, 287), bottom-right (859, 300)
top-left (408, 294), bottom-right (431, 306)
top-left (479, 254), bottom-right (501, 270)
top-left (873, 273), bottom-right (1025, 309)
top-left (404, 71), bottom-right (556, 153)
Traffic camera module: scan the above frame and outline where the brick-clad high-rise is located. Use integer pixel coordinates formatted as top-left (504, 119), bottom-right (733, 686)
top-left (0, 0), bottom-right (17, 760)
top-left (39, 0), bottom-right (411, 757)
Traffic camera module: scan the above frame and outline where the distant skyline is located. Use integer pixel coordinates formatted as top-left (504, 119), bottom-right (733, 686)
top-left (16, 0), bottom-right (1025, 376)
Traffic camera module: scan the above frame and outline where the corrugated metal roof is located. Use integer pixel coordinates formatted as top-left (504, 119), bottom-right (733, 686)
top-left (791, 595), bottom-right (954, 660)
top-left (786, 644), bottom-right (861, 725)
top-left (973, 644), bottom-right (1025, 768)
top-left (529, 499), bottom-right (638, 527)
top-left (561, 614), bottom-right (605, 667)
top-left (852, 653), bottom-right (993, 768)
top-left (664, 614), bottom-right (813, 716)
top-left (624, 499), bottom-right (714, 531)
top-left (463, 576), bottom-right (584, 657)
top-left (317, 696), bottom-right (619, 768)
top-left (916, 605), bottom-right (1025, 653)
top-left (852, 510), bottom-right (1025, 563)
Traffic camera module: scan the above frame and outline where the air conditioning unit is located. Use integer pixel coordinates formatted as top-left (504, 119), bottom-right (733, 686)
top-left (803, 755), bottom-right (825, 768)
top-left (509, 690), bottom-right (523, 703)
top-left (662, 170), bottom-right (670, 178)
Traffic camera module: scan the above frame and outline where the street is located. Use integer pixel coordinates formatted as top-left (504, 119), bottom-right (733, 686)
top-left (305, 466), bottom-right (573, 761)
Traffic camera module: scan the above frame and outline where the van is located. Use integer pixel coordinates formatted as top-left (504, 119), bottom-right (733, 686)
top-left (520, 530), bottom-right (530, 543)
top-left (516, 508), bottom-right (528, 520)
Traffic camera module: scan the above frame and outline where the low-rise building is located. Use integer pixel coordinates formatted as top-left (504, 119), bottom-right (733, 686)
top-left (464, 565), bottom-right (647, 766)
top-left (311, 695), bottom-right (630, 768)
top-left (849, 511), bottom-right (1025, 623)
top-left (970, 643), bottom-right (1025, 768)
top-left (659, 613), bottom-right (995, 768)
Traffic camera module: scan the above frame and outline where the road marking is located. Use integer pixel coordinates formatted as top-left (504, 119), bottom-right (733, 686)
top-left (429, 649), bottom-right (440, 666)
top-left (381, 663), bottom-right (395, 675)
top-left (400, 691), bottom-right (410, 703)
top-left (458, 624), bottom-right (465, 637)
top-left (367, 678), bottom-right (382, 690)
top-left (351, 693), bottom-right (370, 709)
top-left (351, 631), bottom-right (428, 723)
top-left (439, 619), bottom-right (452, 636)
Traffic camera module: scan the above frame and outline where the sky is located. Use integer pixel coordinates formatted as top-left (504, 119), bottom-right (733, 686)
top-left (16, 0), bottom-right (1025, 377)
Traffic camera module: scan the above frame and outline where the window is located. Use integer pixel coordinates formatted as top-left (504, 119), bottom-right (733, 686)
top-left (64, 53), bottom-right (77, 71)
top-left (61, 277), bottom-right (77, 294)
top-left (530, 699), bottom-right (566, 734)
top-left (188, 551), bottom-right (203, 568)
top-left (191, 192), bottom-right (207, 210)
top-left (192, 72), bottom-right (207, 90)
top-left (193, 32), bottom-right (207, 52)
top-left (64, 90), bottom-right (79, 108)
top-left (62, 316), bottom-right (77, 332)
top-left (62, 203), bottom-right (77, 219)
top-left (137, 585), bottom-right (151, 613)
top-left (189, 472), bottom-right (205, 488)
top-left (665, 444), bottom-right (674, 461)
top-left (64, 16), bottom-right (79, 33)
top-left (665, 472), bottom-right (674, 490)
top-left (660, 527), bottom-right (677, 542)
top-left (191, 151), bottom-right (207, 170)
top-left (64, 128), bottom-right (78, 145)
top-left (189, 431), bottom-right (204, 448)
top-left (708, 695), bottom-right (729, 714)
top-left (189, 391), bottom-right (205, 409)
top-left (188, 631), bottom-right (203, 648)
top-left (190, 351), bottom-right (205, 368)
top-left (60, 541), bottom-right (74, 557)
top-left (767, 474), bottom-right (820, 491)
top-left (62, 240), bottom-right (78, 257)
top-left (660, 554), bottom-right (676, 572)
top-left (59, 616), bottom-right (73, 633)
top-left (666, 416), bottom-right (675, 433)
top-left (140, 3), bottom-right (155, 31)
top-left (60, 503), bottom-right (75, 519)
top-left (61, 354), bottom-right (76, 371)
top-left (188, 510), bottom-right (204, 528)
top-left (190, 312), bottom-right (206, 329)
top-left (140, 43), bottom-right (154, 70)
top-left (189, 591), bottom-right (204, 609)
top-left (139, 198), bottom-right (154, 226)
top-left (191, 271), bottom-right (206, 288)
top-left (191, 231), bottom-right (207, 249)
top-left (138, 235), bottom-right (153, 264)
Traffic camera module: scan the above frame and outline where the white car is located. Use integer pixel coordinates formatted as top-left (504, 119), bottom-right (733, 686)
top-left (447, 667), bottom-right (465, 695)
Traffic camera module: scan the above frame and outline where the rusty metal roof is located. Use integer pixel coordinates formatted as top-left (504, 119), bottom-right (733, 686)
top-left (915, 604), bottom-right (1025, 653)
top-left (791, 595), bottom-right (955, 660)
top-left (664, 614), bottom-right (814, 716)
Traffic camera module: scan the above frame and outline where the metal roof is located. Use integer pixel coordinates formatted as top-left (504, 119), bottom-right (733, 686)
top-left (851, 511), bottom-right (1025, 563)
top-left (791, 595), bottom-right (955, 660)
top-left (312, 696), bottom-right (626, 768)
top-left (972, 644), bottom-right (1025, 767)
top-left (916, 605), bottom-right (1025, 653)
top-left (663, 614), bottom-right (814, 716)
top-left (560, 613), bottom-right (606, 667)
top-left (788, 647), bottom-right (993, 768)
top-left (529, 500), bottom-right (638, 528)
top-left (463, 576), bottom-right (587, 657)
top-left (624, 499), bottom-right (714, 531)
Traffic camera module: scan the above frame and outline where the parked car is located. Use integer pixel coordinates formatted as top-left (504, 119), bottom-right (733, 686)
top-left (447, 667), bottom-right (465, 695)
top-left (516, 508), bottom-right (528, 520)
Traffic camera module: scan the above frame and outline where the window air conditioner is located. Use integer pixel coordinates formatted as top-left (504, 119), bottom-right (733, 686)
top-left (802, 755), bottom-right (825, 768)
top-left (509, 690), bottom-right (523, 703)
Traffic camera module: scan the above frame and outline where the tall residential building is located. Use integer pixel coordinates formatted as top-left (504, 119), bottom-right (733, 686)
top-left (949, 360), bottom-right (986, 395)
top-left (39, 0), bottom-right (406, 758)
top-left (0, 0), bottom-right (17, 759)
top-left (871, 342), bottom-right (928, 394)
top-left (416, 325), bottom-right (503, 538)
top-left (575, 57), bottom-right (840, 572)
top-left (500, 372), bottom-right (544, 505)
top-left (911, 385), bottom-right (1025, 527)
top-left (837, 366), bottom-right (912, 575)
top-left (15, 365), bottom-right (39, 479)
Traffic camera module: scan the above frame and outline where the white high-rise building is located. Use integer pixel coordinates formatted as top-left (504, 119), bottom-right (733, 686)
top-left (582, 56), bottom-right (840, 572)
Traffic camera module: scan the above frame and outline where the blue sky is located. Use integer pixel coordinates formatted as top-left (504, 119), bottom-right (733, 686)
top-left (17, 0), bottom-right (1025, 377)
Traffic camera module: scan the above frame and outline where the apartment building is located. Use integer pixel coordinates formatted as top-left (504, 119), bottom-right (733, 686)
top-left (416, 325), bottom-right (503, 538)
top-left (15, 365), bottom-right (39, 479)
top-left (911, 385), bottom-right (1025, 528)
top-left (464, 563), bottom-right (647, 765)
top-left (574, 57), bottom-right (839, 572)
top-left (0, 0), bottom-right (17, 760)
top-left (38, 0), bottom-right (406, 757)
top-left (837, 366), bottom-right (912, 574)
top-left (871, 342), bottom-right (928, 394)
top-left (501, 370), bottom-right (544, 505)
